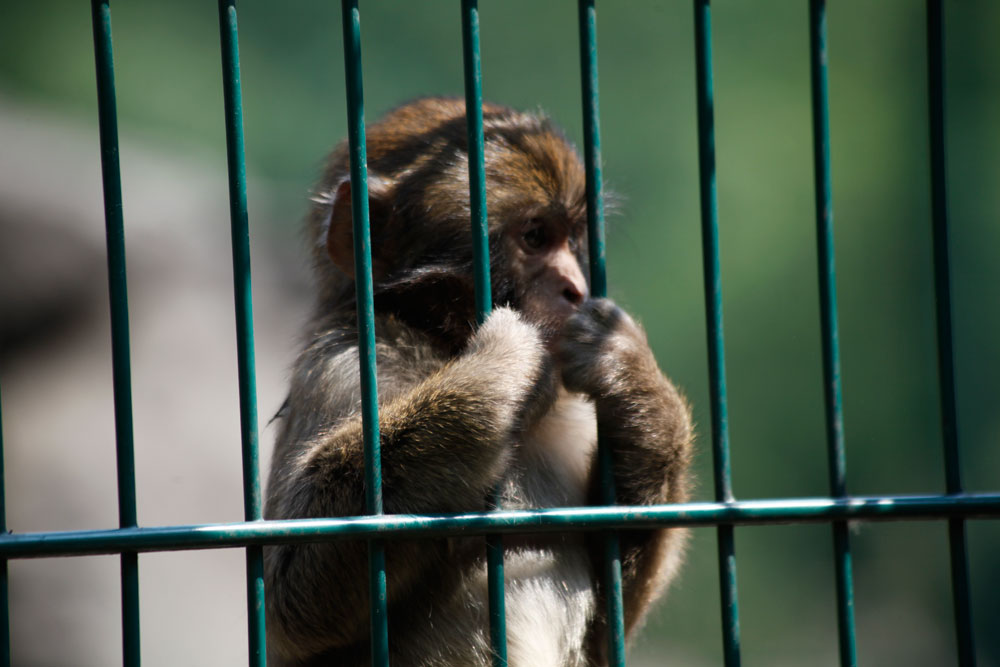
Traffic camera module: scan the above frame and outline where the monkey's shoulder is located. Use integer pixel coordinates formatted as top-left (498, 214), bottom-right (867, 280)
top-left (278, 317), bottom-right (448, 442)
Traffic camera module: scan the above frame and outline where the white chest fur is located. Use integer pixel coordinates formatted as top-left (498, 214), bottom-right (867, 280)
top-left (502, 544), bottom-right (595, 667)
top-left (513, 389), bottom-right (598, 509)
top-left (500, 390), bottom-right (599, 666)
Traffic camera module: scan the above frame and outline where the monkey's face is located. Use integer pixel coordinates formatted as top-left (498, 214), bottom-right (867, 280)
top-left (500, 215), bottom-right (588, 344)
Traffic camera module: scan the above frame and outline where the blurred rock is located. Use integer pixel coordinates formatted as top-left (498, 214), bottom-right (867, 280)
top-left (0, 99), bottom-right (310, 665)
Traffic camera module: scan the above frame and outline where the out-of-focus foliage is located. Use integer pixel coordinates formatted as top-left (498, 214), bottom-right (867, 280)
top-left (0, 1), bottom-right (997, 665)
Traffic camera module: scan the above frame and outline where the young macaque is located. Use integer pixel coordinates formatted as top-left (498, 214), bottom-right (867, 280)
top-left (264, 97), bottom-right (693, 666)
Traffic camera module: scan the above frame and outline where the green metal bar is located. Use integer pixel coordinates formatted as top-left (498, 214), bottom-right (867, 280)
top-left (90, 2), bottom-right (140, 664)
top-left (340, 1), bottom-right (389, 664)
top-left (459, 3), bottom-right (507, 665)
top-left (926, 3), bottom-right (975, 665)
top-left (216, 2), bottom-right (266, 664)
top-left (578, 0), bottom-right (607, 300)
top-left (2, 494), bottom-right (998, 559)
top-left (462, 0), bottom-right (492, 325)
top-left (0, 383), bottom-right (9, 667)
top-left (693, 2), bottom-right (741, 665)
top-left (808, 3), bottom-right (858, 665)
top-left (578, 3), bottom-right (625, 665)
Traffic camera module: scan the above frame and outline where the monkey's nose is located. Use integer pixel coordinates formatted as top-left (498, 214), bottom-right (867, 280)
top-left (562, 281), bottom-right (585, 306)
top-left (552, 244), bottom-right (588, 307)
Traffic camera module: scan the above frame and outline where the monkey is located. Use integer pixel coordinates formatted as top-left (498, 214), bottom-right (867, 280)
top-left (263, 97), bottom-right (693, 667)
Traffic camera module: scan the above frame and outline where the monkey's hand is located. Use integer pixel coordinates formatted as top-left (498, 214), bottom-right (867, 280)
top-left (286, 307), bottom-right (551, 520)
top-left (372, 307), bottom-right (551, 510)
top-left (556, 298), bottom-right (692, 507)
top-left (557, 298), bottom-right (646, 399)
top-left (460, 306), bottom-right (558, 439)
top-left (557, 298), bottom-right (694, 644)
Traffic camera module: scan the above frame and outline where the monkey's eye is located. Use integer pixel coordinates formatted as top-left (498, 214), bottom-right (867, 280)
top-left (521, 219), bottom-right (548, 252)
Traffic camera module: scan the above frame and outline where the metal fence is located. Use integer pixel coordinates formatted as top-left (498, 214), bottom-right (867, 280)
top-left (1, 1), bottom-right (998, 666)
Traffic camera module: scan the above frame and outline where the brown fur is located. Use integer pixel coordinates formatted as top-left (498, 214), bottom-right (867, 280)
top-left (264, 98), bottom-right (693, 666)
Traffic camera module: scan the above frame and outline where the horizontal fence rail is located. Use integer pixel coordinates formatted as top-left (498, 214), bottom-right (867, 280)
top-left (2, 493), bottom-right (998, 560)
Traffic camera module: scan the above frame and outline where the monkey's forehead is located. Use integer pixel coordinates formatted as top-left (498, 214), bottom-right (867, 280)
top-left (315, 98), bottom-right (587, 231)
top-left (373, 96), bottom-right (547, 141)
top-left (399, 141), bottom-right (584, 230)
top-left (360, 98), bottom-right (571, 171)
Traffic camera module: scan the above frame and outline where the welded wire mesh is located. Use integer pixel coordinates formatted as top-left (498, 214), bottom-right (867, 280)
top-left (0, 2), bottom-right (996, 667)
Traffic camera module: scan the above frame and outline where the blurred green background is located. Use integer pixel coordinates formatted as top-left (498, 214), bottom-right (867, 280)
top-left (1, 1), bottom-right (997, 665)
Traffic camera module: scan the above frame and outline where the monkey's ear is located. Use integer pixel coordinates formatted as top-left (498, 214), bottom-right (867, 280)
top-left (325, 177), bottom-right (392, 279)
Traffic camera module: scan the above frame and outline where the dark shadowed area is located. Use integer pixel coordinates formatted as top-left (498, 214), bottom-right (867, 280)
top-left (0, 1), bottom-right (997, 665)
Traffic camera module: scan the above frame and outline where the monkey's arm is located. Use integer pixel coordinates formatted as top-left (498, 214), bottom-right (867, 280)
top-left (558, 299), bottom-right (693, 642)
top-left (265, 308), bottom-right (549, 659)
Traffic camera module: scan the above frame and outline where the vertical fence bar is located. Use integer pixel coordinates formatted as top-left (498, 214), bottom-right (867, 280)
top-left (693, 2), bottom-right (741, 666)
top-left (217, 2), bottom-right (266, 665)
top-left (340, 1), bottom-right (389, 664)
top-left (578, 0), bottom-right (607, 299)
top-left (926, 3), bottom-right (976, 665)
top-left (0, 383), bottom-right (9, 667)
top-left (90, 2), bottom-right (141, 664)
top-left (461, 0), bottom-right (493, 324)
top-left (808, 3), bottom-right (858, 665)
top-left (578, 2), bottom-right (625, 665)
top-left (459, 3), bottom-right (507, 666)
